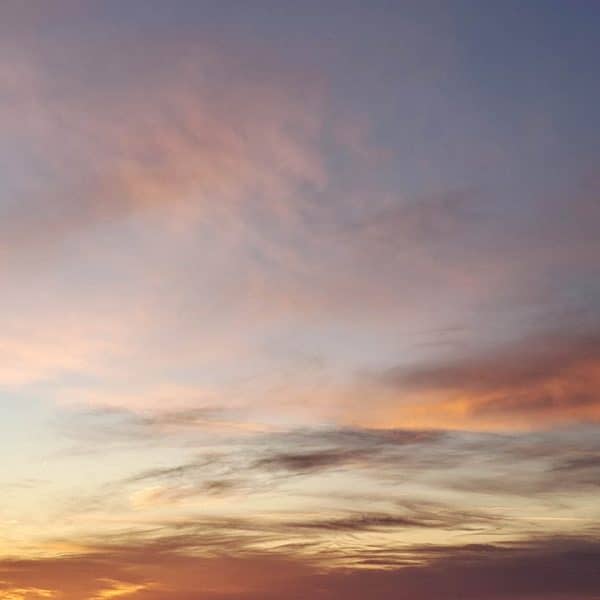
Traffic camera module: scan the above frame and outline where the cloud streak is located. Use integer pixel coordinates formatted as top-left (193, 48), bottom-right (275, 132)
top-left (368, 330), bottom-right (600, 430)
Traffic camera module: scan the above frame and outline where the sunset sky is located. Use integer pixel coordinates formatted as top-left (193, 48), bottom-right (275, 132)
top-left (1, 2), bottom-right (600, 599)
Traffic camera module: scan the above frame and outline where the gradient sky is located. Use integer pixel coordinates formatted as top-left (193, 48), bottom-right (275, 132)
top-left (1, 2), bottom-right (600, 599)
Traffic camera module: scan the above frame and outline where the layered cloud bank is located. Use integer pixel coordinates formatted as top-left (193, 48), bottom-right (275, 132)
top-left (2, 536), bottom-right (600, 600)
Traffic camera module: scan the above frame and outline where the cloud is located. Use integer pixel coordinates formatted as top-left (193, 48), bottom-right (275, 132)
top-left (253, 448), bottom-right (372, 474)
top-left (129, 479), bottom-right (241, 509)
top-left (49, 407), bottom-right (600, 548)
top-left (2, 534), bottom-right (600, 599)
top-left (0, 27), bottom-right (327, 267)
top-left (552, 455), bottom-right (600, 474)
top-left (325, 538), bottom-right (600, 599)
top-left (59, 404), bottom-right (600, 496)
top-left (0, 585), bottom-right (55, 600)
top-left (386, 333), bottom-right (600, 393)
top-left (371, 331), bottom-right (600, 429)
top-left (283, 505), bottom-right (499, 534)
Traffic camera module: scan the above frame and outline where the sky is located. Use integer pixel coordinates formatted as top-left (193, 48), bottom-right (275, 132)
top-left (1, 1), bottom-right (600, 598)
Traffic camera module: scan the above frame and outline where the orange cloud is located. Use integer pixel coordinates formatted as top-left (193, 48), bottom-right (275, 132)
top-left (2, 535), bottom-right (600, 600)
top-left (364, 332), bottom-right (600, 431)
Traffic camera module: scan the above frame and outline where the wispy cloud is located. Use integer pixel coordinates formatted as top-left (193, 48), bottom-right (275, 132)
top-left (0, 31), bottom-right (327, 259)
top-left (367, 330), bottom-right (600, 429)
